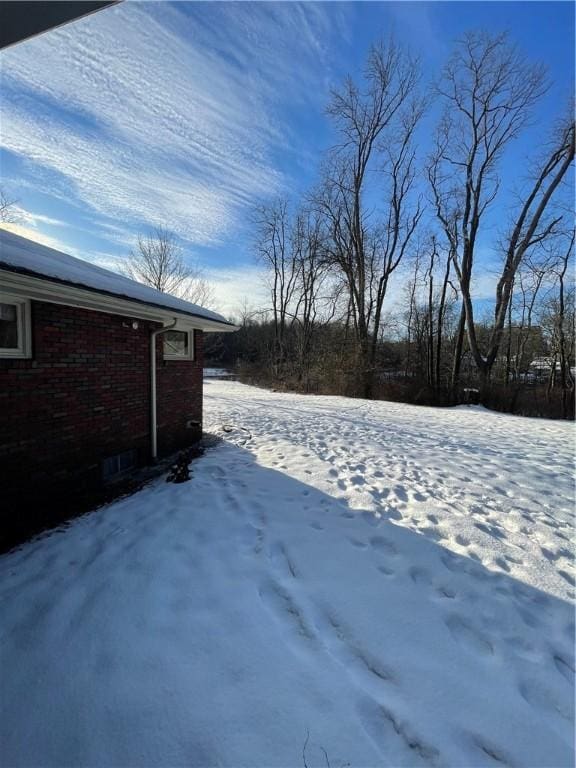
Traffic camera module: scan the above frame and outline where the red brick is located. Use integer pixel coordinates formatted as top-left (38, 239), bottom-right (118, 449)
top-left (0, 301), bottom-right (203, 498)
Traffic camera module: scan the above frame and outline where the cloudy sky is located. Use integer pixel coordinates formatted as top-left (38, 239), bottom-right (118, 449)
top-left (0, 1), bottom-right (573, 316)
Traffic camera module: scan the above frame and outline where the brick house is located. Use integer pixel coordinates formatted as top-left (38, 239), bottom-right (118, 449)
top-left (0, 230), bottom-right (235, 544)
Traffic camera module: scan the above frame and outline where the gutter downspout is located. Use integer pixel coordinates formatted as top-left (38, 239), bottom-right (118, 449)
top-left (150, 318), bottom-right (178, 461)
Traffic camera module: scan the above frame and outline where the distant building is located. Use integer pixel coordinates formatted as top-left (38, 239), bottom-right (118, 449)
top-left (529, 357), bottom-right (575, 380)
top-left (529, 357), bottom-right (559, 375)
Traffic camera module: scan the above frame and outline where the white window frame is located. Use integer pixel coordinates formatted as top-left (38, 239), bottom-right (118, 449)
top-left (0, 294), bottom-right (31, 359)
top-left (163, 329), bottom-right (195, 361)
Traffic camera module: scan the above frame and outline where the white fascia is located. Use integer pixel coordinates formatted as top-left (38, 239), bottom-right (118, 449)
top-left (0, 269), bottom-right (238, 333)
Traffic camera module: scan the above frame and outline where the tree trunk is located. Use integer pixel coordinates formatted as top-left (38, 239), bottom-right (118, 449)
top-left (451, 301), bottom-right (466, 393)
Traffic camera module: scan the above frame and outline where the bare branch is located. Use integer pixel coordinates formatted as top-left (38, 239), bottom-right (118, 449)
top-left (122, 226), bottom-right (215, 307)
top-left (0, 188), bottom-right (19, 224)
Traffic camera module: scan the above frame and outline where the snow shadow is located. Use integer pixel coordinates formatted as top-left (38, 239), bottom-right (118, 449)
top-left (0, 440), bottom-right (574, 768)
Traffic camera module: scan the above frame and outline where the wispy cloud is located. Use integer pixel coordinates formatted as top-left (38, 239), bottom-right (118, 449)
top-left (0, 2), bottom-right (345, 252)
top-left (0, 221), bottom-right (79, 255)
top-left (11, 206), bottom-right (68, 229)
top-left (208, 264), bottom-right (268, 319)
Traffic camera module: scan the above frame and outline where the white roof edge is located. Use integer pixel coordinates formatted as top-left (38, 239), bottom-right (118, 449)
top-left (0, 268), bottom-right (239, 332)
top-left (0, 229), bottom-right (237, 332)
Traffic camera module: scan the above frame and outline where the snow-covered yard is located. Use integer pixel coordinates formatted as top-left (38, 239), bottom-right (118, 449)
top-left (1, 381), bottom-right (574, 767)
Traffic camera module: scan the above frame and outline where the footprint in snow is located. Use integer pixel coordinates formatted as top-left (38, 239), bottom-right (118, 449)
top-left (445, 614), bottom-right (494, 656)
top-left (393, 485), bottom-right (409, 503)
top-left (409, 567), bottom-right (431, 586)
top-left (356, 697), bottom-right (440, 767)
top-left (474, 522), bottom-right (506, 540)
top-left (553, 653), bottom-right (575, 684)
top-left (258, 579), bottom-right (316, 649)
top-left (541, 545), bottom-right (575, 563)
top-left (435, 585), bottom-right (457, 600)
top-left (440, 553), bottom-right (487, 580)
top-left (494, 557), bottom-right (511, 573)
top-left (269, 542), bottom-right (298, 579)
top-left (558, 569), bottom-right (575, 587)
top-left (311, 608), bottom-right (397, 695)
top-left (370, 536), bottom-right (398, 556)
top-left (519, 677), bottom-right (573, 721)
top-left (468, 735), bottom-right (515, 768)
top-left (384, 507), bottom-right (404, 522)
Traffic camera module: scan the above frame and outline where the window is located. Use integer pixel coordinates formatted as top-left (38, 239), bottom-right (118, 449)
top-left (163, 329), bottom-right (194, 360)
top-left (102, 449), bottom-right (137, 483)
top-left (0, 296), bottom-right (31, 358)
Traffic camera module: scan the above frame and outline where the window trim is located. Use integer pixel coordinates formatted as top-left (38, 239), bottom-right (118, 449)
top-left (0, 294), bottom-right (31, 359)
top-left (162, 328), bottom-right (195, 361)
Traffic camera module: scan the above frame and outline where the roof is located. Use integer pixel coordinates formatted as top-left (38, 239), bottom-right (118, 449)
top-left (1, 1), bottom-right (120, 51)
top-left (0, 229), bottom-right (235, 330)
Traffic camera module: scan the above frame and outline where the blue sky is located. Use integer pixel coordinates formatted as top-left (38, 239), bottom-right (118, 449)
top-left (0, 1), bottom-right (573, 314)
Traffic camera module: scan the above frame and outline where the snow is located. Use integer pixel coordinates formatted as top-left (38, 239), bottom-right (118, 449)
top-left (1, 382), bottom-right (574, 767)
top-left (0, 229), bottom-right (232, 327)
top-left (203, 367), bottom-right (236, 378)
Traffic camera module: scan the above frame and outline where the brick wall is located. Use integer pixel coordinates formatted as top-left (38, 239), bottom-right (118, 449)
top-left (157, 330), bottom-right (203, 454)
top-left (0, 300), bottom-right (203, 525)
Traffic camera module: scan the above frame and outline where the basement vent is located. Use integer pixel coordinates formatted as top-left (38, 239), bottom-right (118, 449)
top-left (102, 449), bottom-right (137, 482)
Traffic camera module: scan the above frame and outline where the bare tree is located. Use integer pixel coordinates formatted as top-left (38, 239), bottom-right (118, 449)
top-left (487, 120), bottom-right (575, 377)
top-left (428, 31), bottom-right (565, 388)
top-left (403, 236), bottom-right (459, 391)
top-left (430, 33), bottom-right (575, 388)
top-left (404, 249), bottom-right (428, 383)
top-left (253, 199), bottom-right (301, 376)
top-left (506, 246), bottom-right (556, 384)
top-left (317, 39), bottom-right (424, 397)
top-left (555, 232), bottom-right (575, 407)
top-left (404, 250), bottom-right (420, 381)
top-left (421, 235), bottom-right (458, 390)
top-left (230, 30), bottom-right (572, 417)
top-left (541, 231), bottom-right (575, 416)
top-left (291, 208), bottom-right (337, 389)
top-left (123, 226), bottom-right (215, 306)
top-left (0, 187), bottom-right (19, 224)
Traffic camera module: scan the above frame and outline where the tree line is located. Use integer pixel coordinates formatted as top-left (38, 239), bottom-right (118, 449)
top-left (207, 31), bottom-right (574, 419)
top-left (3, 31), bottom-right (570, 417)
